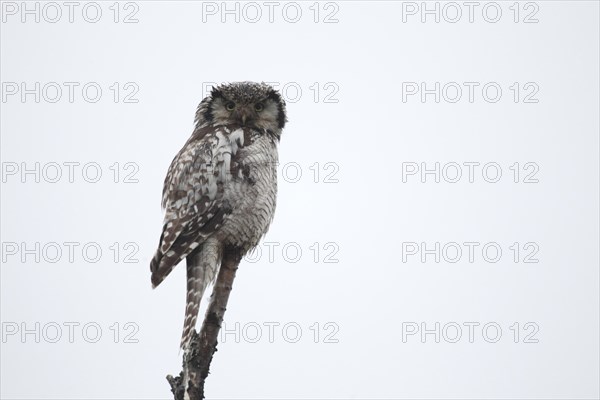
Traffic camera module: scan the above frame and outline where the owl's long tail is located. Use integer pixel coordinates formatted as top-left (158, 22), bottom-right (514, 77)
top-left (180, 238), bottom-right (221, 349)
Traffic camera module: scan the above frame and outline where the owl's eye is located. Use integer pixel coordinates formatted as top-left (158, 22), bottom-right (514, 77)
top-left (225, 102), bottom-right (235, 111)
top-left (254, 103), bottom-right (264, 112)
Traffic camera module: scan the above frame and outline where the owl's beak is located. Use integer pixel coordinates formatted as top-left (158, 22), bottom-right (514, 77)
top-left (237, 107), bottom-right (252, 126)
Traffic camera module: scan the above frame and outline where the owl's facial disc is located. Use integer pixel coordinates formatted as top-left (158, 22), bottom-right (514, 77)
top-left (211, 96), bottom-right (279, 130)
top-left (200, 82), bottom-right (287, 133)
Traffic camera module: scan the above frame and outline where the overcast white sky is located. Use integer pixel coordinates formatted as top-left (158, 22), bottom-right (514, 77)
top-left (1, 1), bottom-right (599, 399)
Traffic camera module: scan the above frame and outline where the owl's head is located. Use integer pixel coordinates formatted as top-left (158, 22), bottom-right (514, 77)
top-left (195, 82), bottom-right (287, 135)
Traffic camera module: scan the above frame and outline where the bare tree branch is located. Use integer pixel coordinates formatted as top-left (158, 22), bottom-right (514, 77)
top-left (167, 248), bottom-right (241, 400)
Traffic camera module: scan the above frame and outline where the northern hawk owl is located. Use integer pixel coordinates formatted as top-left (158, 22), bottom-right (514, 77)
top-left (150, 82), bottom-right (287, 348)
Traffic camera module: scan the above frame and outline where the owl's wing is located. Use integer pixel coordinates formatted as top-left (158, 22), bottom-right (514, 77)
top-left (150, 125), bottom-right (247, 288)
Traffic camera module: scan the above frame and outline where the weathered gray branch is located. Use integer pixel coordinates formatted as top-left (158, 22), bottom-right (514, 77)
top-left (167, 248), bottom-right (241, 400)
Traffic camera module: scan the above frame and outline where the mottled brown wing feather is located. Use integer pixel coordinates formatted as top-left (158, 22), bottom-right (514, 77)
top-left (151, 125), bottom-right (246, 288)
